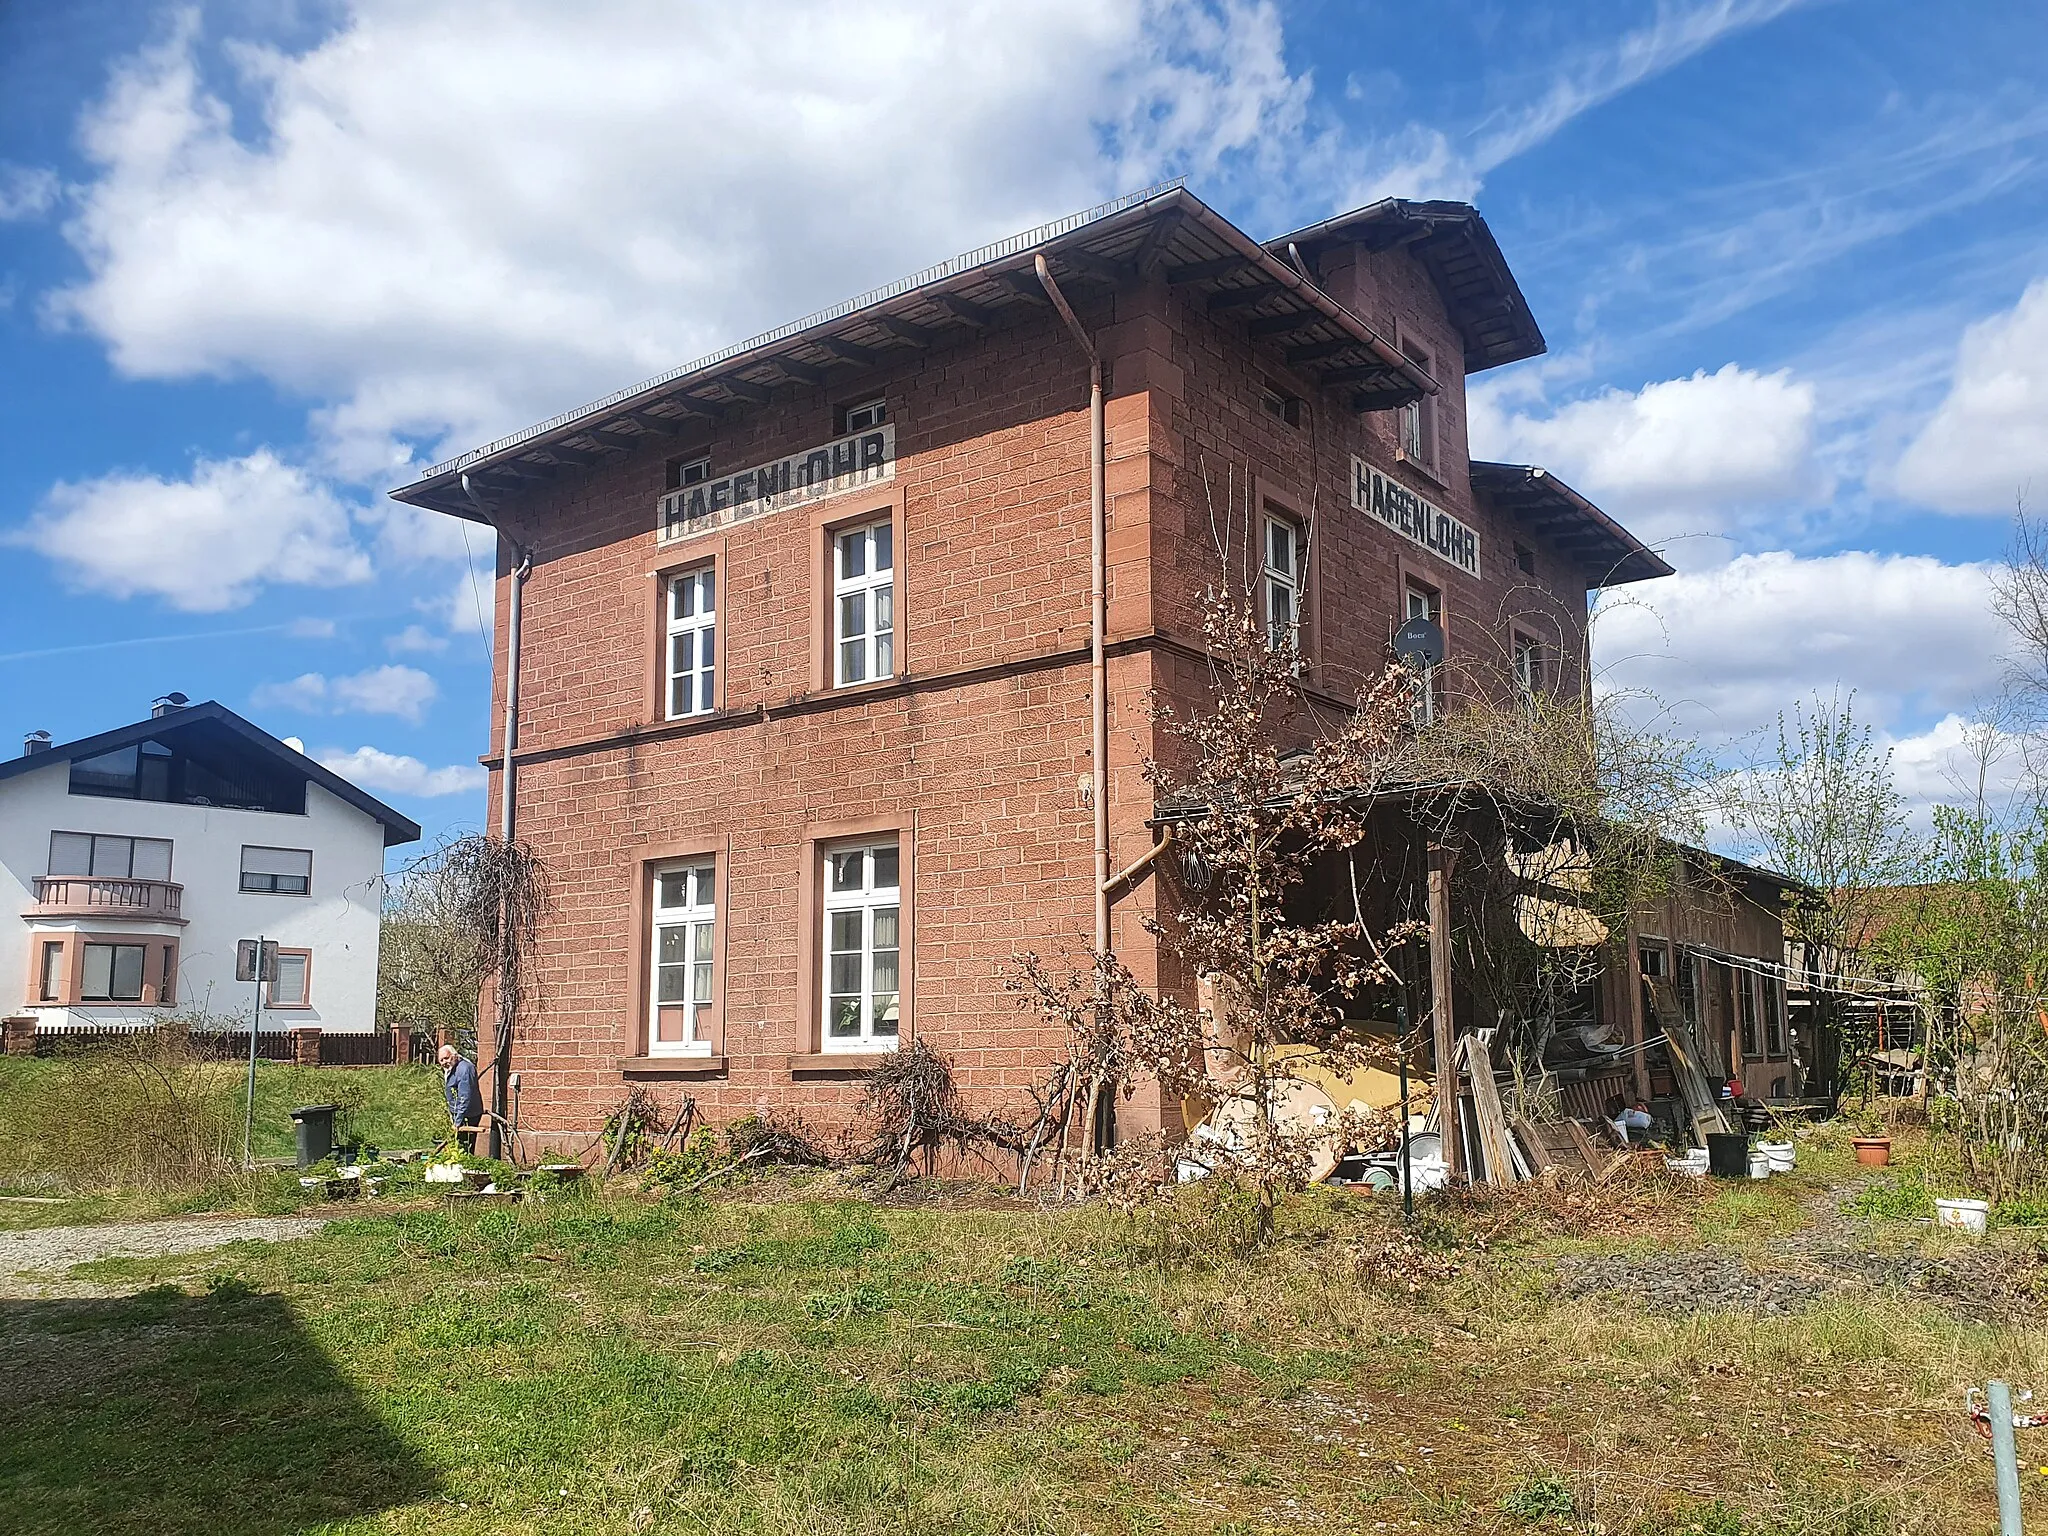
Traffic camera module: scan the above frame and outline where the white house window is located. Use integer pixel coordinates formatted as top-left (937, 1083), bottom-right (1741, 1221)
top-left (833, 521), bottom-right (894, 686)
top-left (822, 841), bottom-right (901, 1052)
top-left (49, 832), bottom-right (172, 881)
top-left (1264, 515), bottom-right (1303, 660)
top-left (650, 865), bottom-right (716, 1055)
top-left (1405, 583), bottom-right (1441, 726)
top-left (38, 941), bottom-right (63, 1002)
top-left (241, 846), bottom-right (312, 895)
top-left (667, 567), bottom-right (717, 718)
top-left (1513, 633), bottom-right (1543, 700)
top-left (841, 398), bottom-right (887, 434)
top-left (268, 950), bottom-right (311, 1008)
top-left (1398, 342), bottom-right (1437, 468)
top-left (81, 942), bottom-right (146, 1003)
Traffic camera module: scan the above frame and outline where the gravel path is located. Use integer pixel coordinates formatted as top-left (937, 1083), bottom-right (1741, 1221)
top-left (0, 1215), bottom-right (328, 1285)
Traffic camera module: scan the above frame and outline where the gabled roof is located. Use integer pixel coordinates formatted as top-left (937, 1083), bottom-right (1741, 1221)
top-left (1468, 462), bottom-right (1674, 589)
top-left (0, 702), bottom-right (423, 847)
top-left (1267, 199), bottom-right (1546, 372)
top-left (389, 183), bottom-right (1549, 521)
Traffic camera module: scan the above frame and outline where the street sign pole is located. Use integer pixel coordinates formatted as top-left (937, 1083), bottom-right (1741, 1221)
top-left (242, 936), bottom-right (266, 1169)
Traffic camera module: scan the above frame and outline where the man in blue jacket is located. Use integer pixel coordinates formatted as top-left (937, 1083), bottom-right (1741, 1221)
top-left (438, 1043), bottom-right (484, 1153)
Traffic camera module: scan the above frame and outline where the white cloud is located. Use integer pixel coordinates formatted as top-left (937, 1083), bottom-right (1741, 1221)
top-left (315, 745), bottom-right (486, 798)
top-left (358, 499), bottom-right (480, 566)
top-left (14, 448), bottom-right (371, 611)
top-left (1595, 550), bottom-right (2004, 747)
top-left (1894, 278), bottom-right (2048, 513)
top-left (252, 664), bottom-right (438, 722)
top-left (1886, 713), bottom-right (2030, 824)
top-left (47, 1), bottom-right (1332, 478)
top-left (424, 565), bottom-right (494, 642)
top-left (386, 624), bottom-right (448, 655)
top-left (0, 163), bottom-right (59, 221)
top-left (1471, 364), bottom-right (1826, 551)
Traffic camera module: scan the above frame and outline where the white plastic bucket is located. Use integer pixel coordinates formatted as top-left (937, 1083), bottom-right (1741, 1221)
top-left (1666, 1156), bottom-right (1707, 1179)
top-left (1757, 1140), bottom-right (1796, 1173)
top-left (1934, 1197), bottom-right (1990, 1235)
top-left (1747, 1153), bottom-right (1771, 1179)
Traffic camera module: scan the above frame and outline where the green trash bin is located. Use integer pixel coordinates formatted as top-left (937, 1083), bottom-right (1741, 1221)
top-left (291, 1104), bottom-right (339, 1168)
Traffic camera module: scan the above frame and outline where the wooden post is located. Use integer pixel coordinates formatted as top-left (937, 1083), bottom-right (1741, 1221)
top-left (1624, 919), bottom-right (1651, 1102)
top-left (1428, 845), bottom-right (1460, 1180)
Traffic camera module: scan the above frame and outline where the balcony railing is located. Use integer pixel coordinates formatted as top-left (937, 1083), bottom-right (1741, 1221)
top-left (30, 876), bottom-right (185, 922)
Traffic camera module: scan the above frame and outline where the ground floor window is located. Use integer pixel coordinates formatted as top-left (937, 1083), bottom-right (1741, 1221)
top-left (651, 864), bottom-right (716, 1054)
top-left (38, 940), bottom-right (63, 1002)
top-left (267, 949), bottom-right (311, 1009)
top-left (822, 841), bottom-right (900, 1051)
top-left (1762, 975), bottom-right (1786, 1056)
top-left (1737, 967), bottom-right (1761, 1058)
top-left (81, 942), bottom-right (146, 1003)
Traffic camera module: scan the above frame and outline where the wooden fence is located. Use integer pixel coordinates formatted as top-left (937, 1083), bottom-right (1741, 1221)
top-left (21, 1024), bottom-right (432, 1066)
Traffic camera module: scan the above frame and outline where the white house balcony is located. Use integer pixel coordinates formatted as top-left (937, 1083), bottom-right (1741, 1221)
top-left (29, 876), bottom-right (186, 924)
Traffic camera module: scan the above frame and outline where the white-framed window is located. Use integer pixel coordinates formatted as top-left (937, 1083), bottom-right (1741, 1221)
top-left (81, 942), bottom-right (147, 1003)
top-left (49, 831), bottom-right (172, 881)
top-left (1263, 514), bottom-right (1304, 660)
top-left (1405, 582), bottom-right (1441, 726)
top-left (666, 454), bottom-right (709, 491)
top-left (833, 520), bottom-right (895, 687)
top-left (268, 950), bottom-right (311, 1009)
top-left (650, 864), bottom-right (716, 1055)
top-left (1512, 632), bottom-right (1543, 700)
top-left (1398, 342), bottom-right (1436, 468)
top-left (241, 845), bottom-right (312, 895)
top-left (821, 841), bottom-right (901, 1052)
top-left (841, 398), bottom-right (887, 434)
top-left (666, 566), bottom-right (717, 718)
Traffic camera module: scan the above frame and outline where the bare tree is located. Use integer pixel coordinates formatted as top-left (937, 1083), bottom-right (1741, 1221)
top-left (1725, 691), bottom-right (1918, 1103)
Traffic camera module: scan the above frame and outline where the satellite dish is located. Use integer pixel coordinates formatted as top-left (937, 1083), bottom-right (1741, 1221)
top-left (1392, 615), bottom-right (1445, 668)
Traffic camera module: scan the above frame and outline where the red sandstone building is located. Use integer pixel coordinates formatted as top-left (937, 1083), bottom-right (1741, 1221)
top-left (389, 183), bottom-right (1680, 1144)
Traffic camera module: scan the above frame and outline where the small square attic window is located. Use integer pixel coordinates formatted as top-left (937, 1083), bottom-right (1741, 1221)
top-left (840, 399), bottom-right (887, 435)
top-left (1260, 387), bottom-right (1302, 427)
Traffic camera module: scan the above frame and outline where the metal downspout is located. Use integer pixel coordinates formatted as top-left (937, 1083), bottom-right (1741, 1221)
top-left (1034, 255), bottom-right (1112, 962)
top-left (462, 472), bottom-right (531, 1160)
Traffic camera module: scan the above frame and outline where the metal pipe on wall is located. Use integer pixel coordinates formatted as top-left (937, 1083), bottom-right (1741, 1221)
top-left (462, 472), bottom-right (531, 1161)
top-left (1033, 255), bottom-right (1112, 961)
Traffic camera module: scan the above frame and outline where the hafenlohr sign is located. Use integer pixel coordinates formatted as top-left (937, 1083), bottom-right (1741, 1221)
top-left (657, 423), bottom-right (895, 541)
top-left (1350, 457), bottom-right (1481, 579)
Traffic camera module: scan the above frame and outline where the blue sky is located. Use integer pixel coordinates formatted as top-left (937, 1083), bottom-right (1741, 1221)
top-left (3, 0), bottom-right (2045, 856)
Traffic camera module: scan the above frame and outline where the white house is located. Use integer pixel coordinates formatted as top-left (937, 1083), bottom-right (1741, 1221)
top-left (0, 697), bottom-right (419, 1033)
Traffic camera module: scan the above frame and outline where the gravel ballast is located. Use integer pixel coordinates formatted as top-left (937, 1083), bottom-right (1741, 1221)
top-left (0, 1215), bottom-right (328, 1286)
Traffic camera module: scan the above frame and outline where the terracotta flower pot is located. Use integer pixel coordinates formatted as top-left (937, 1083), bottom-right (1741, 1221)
top-left (1852, 1136), bottom-right (1892, 1168)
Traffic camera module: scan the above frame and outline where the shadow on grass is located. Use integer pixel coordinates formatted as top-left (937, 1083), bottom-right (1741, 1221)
top-left (0, 1285), bottom-right (438, 1535)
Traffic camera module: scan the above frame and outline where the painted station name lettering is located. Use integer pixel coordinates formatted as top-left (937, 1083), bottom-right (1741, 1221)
top-left (657, 423), bottom-right (896, 541)
top-left (1349, 457), bottom-right (1481, 579)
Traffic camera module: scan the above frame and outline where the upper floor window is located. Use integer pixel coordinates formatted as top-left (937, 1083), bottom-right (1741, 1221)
top-left (1763, 978), bottom-right (1786, 1056)
top-left (1512, 632), bottom-right (1544, 700)
top-left (1638, 939), bottom-right (1669, 979)
top-left (839, 398), bottom-right (887, 435)
top-left (650, 864), bottom-right (716, 1055)
top-left (1260, 387), bottom-right (1302, 427)
top-left (1737, 969), bottom-right (1761, 1058)
top-left (1398, 342), bottom-right (1437, 471)
top-left (667, 567), bottom-right (717, 719)
top-left (69, 736), bottom-right (305, 815)
top-left (834, 520), bottom-right (895, 687)
top-left (1263, 514), bottom-right (1304, 660)
top-left (241, 845), bottom-right (312, 895)
top-left (823, 841), bottom-right (901, 1052)
top-left (1404, 582), bottom-right (1442, 726)
top-left (49, 831), bottom-right (172, 882)
top-left (665, 454), bottom-right (710, 491)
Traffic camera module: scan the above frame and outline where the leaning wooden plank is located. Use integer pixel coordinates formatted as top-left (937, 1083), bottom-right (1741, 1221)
top-left (1461, 1035), bottom-right (1522, 1186)
top-left (1511, 1115), bottom-right (1557, 1173)
top-left (1561, 1117), bottom-right (1611, 1178)
top-left (1662, 1022), bottom-right (1732, 1138)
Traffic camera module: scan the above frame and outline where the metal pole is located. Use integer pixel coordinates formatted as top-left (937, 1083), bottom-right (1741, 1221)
top-left (1396, 995), bottom-right (1414, 1223)
top-left (242, 935), bottom-right (264, 1169)
top-left (1989, 1380), bottom-right (2023, 1536)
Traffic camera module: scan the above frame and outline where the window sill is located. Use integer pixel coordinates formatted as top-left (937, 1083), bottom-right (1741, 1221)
top-left (1393, 450), bottom-right (1451, 497)
top-left (788, 1050), bottom-right (894, 1074)
top-left (622, 1054), bottom-right (728, 1077)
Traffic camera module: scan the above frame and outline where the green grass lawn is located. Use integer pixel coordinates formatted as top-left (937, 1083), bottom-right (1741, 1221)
top-left (0, 1059), bottom-right (450, 1228)
top-left (1, 1133), bottom-right (2042, 1535)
